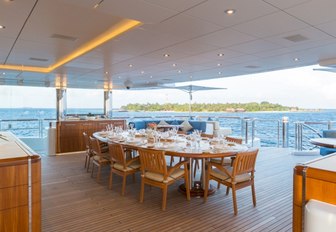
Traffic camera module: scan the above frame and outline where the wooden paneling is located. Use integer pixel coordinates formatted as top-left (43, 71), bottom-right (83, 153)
top-left (56, 119), bottom-right (126, 153)
top-left (0, 133), bottom-right (41, 232)
top-left (293, 155), bottom-right (336, 232)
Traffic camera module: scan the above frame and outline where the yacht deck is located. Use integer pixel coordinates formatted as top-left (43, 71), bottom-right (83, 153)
top-left (42, 147), bottom-right (317, 232)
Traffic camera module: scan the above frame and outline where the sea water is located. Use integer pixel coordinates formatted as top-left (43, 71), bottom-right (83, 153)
top-left (0, 108), bottom-right (335, 147)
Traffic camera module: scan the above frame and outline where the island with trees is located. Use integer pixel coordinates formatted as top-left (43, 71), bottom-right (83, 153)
top-left (121, 101), bottom-right (300, 112)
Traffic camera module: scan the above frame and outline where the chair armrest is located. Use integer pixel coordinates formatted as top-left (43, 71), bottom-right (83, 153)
top-left (209, 162), bottom-right (232, 178)
top-left (125, 156), bottom-right (140, 166)
top-left (167, 160), bottom-right (189, 176)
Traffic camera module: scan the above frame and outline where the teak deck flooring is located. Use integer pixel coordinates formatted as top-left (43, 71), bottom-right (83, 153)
top-left (41, 147), bottom-right (316, 232)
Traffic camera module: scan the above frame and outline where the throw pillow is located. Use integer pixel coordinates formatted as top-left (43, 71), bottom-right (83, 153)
top-left (180, 120), bottom-right (193, 132)
top-left (158, 120), bottom-right (169, 126)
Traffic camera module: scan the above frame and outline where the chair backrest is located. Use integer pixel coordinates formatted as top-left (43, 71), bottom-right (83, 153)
top-left (83, 132), bottom-right (91, 150)
top-left (89, 136), bottom-right (102, 156)
top-left (226, 136), bottom-right (243, 144)
top-left (108, 142), bottom-right (126, 166)
top-left (138, 148), bottom-right (167, 176)
top-left (231, 149), bottom-right (259, 177)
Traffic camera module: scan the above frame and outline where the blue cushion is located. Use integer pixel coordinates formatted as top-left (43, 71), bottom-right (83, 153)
top-left (323, 130), bottom-right (336, 138)
top-left (320, 147), bottom-right (336, 156)
top-left (189, 120), bottom-right (207, 132)
top-left (133, 121), bottom-right (146, 130)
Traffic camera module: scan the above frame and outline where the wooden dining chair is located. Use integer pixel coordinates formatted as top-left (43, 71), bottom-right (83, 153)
top-left (83, 132), bottom-right (94, 172)
top-left (90, 136), bottom-right (110, 182)
top-left (138, 148), bottom-right (190, 210)
top-left (211, 136), bottom-right (243, 167)
top-left (225, 136), bottom-right (243, 144)
top-left (108, 142), bottom-right (141, 196)
top-left (204, 149), bottom-right (259, 215)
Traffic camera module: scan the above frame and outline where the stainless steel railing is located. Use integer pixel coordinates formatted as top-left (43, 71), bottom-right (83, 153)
top-left (294, 121), bottom-right (336, 151)
top-left (0, 119), bottom-right (56, 138)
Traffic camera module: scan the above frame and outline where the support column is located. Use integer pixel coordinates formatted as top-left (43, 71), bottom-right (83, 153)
top-left (104, 90), bottom-right (113, 118)
top-left (56, 88), bottom-right (67, 121)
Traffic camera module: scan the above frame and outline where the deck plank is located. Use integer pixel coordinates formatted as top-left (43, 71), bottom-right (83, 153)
top-left (41, 147), bottom-right (315, 231)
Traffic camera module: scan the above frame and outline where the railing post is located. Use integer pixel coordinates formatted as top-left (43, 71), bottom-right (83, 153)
top-left (245, 119), bottom-right (249, 145)
top-left (277, 120), bottom-right (280, 147)
top-left (282, 116), bottom-right (289, 148)
top-left (328, 121), bottom-right (333, 130)
top-left (0, 119), bottom-right (2, 131)
top-left (39, 119), bottom-right (43, 138)
top-left (251, 119), bottom-right (255, 147)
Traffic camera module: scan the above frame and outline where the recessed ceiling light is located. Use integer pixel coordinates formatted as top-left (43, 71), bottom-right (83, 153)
top-left (150, 75), bottom-right (153, 78)
top-left (0, 25), bottom-right (6, 29)
top-left (118, 76), bottom-right (121, 79)
top-left (217, 63), bottom-right (221, 66)
top-left (294, 58), bottom-right (300, 62)
top-left (128, 64), bottom-right (133, 68)
top-left (164, 54), bottom-right (170, 57)
top-left (93, 0), bottom-right (104, 9)
top-left (190, 76), bottom-right (193, 79)
top-left (172, 63), bottom-right (177, 67)
top-left (178, 70), bottom-right (182, 73)
top-left (105, 71), bottom-right (108, 74)
top-left (218, 53), bottom-right (224, 57)
top-left (218, 71), bottom-right (222, 75)
top-left (141, 71), bottom-right (145, 74)
top-left (225, 9), bottom-right (236, 15)
top-left (2, 72), bottom-right (5, 75)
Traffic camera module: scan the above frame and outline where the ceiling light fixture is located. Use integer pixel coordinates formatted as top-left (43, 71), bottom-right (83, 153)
top-left (178, 70), bottom-right (182, 73)
top-left (294, 58), bottom-right (300, 62)
top-left (225, 9), bottom-right (236, 15)
top-left (218, 71), bottom-right (222, 75)
top-left (163, 54), bottom-right (170, 57)
top-left (93, 0), bottom-right (104, 9)
top-left (218, 53), bottom-right (224, 57)
top-left (172, 63), bottom-right (177, 67)
top-left (0, 19), bottom-right (141, 73)
top-left (150, 76), bottom-right (153, 78)
top-left (141, 71), bottom-right (144, 74)
top-left (128, 64), bottom-right (133, 68)
top-left (217, 63), bottom-right (221, 66)
top-left (0, 25), bottom-right (5, 29)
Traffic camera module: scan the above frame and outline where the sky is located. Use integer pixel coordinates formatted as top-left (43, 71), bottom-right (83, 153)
top-left (1, 64), bottom-right (336, 109)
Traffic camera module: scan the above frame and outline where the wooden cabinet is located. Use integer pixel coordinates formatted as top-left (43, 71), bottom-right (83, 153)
top-left (0, 132), bottom-right (41, 232)
top-left (56, 119), bottom-right (126, 153)
top-left (293, 154), bottom-right (336, 231)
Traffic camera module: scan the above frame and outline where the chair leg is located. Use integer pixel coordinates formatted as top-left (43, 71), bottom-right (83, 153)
top-left (121, 174), bottom-right (127, 196)
top-left (203, 174), bottom-right (209, 202)
top-left (232, 185), bottom-right (238, 215)
top-left (109, 170), bottom-right (113, 189)
top-left (162, 185), bottom-right (167, 211)
top-left (169, 156), bottom-right (174, 167)
top-left (140, 178), bottom-right (145, 203)
top-left (87, 157), bottom-right (91, 172)
top-left (251, 182), bottom-right (256, 207)
top-left (84, 155), bottom-right (88, 168)
top-left (217, 182), bottom-right (221, 189)
top-left (97, 165), bottom-right (101, 182)
top-left (226, 186), bottom-right (230, 195)
top-left (91, 163), bottom-right (95, 177)
top-left (184, 165), bottom-right (190, 201)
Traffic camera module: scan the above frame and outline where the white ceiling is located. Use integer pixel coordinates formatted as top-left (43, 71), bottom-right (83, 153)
top-left (1, 0), bottom-right (336, 89)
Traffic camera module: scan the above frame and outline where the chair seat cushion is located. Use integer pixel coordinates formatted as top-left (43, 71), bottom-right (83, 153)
top-left (93, 155), bottom-right (110, 163)
top-left (113, 160), bottom-right (141, 171)
top-left (144, 168), bottom-right (185, 183)
top-left (211, 167), bottom-right (251, 183)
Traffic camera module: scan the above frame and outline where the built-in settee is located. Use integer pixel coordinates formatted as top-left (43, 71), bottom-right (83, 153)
top-left (128, 119), bottom-right (230, 136)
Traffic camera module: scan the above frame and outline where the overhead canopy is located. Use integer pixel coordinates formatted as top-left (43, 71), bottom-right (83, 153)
top-left (0, 1), bottom-right (336, 89)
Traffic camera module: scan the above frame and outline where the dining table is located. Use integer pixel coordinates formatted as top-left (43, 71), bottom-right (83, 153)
top-left (93, 129), bottom-right (248, 196)
top-left (310, 138), bottom-right (336, 148)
